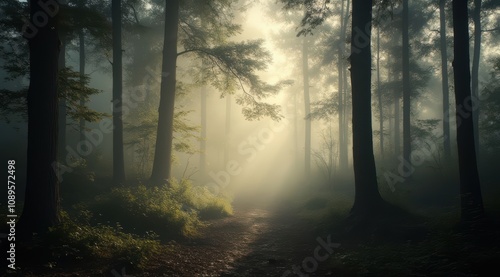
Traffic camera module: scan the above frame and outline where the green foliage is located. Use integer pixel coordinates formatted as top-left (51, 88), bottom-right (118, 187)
top-left (124, 94), bottom-right (200, 177)
top-left (0, 0), bottom-right (29, 79)
top-left (58, 67), bottom-right (108, 125)
top-left (172, 109), bottom-right (200, 153)
top-left (308, 93), bottom-right (340, 120)
top-left (197, 198), bottom-right (233, 220)
top-left (190, 40), bottom-right (292, 121)
top-left (0, 0), bottom-right (109, 124)
top-left (44, 211), bottom-right (161, 269)
top-left (86, 184), bottom-right (201, 237)
top-left (184, 183), bottom-right (234, 220)
top-left (0, 88), bottom-right (26, 122)
top-left (123, 0), bottom-right (288, 121)
top-left (178, 2), bottom-right (291, 120)
top-left (161, 179), bottom-right (234, 220)
top-left (61, 0), bottom-right (111, 46)
top-left (411, 119), bottom-right (440, 142)
top-left (0, 67), bottom-right (107, 124)
top-left (78, 179), bottom-right (232, 238)
top-left (179, 0), bottom-right (242, 46)
top-left (279, 0), bottom-right (333, 36)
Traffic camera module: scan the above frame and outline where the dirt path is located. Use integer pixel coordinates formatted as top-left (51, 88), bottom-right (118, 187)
top-left (141, 204), bottom-right (336, 277)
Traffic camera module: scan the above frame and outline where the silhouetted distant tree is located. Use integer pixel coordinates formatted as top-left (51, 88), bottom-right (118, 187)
top-left (402, 0), bottom-right (411, 165)
top-left (439, 0), bottom-right (451, 159)
top-left (277, 0), bottom-right (350, 175)
top-left (112, 0), bottom-right (126, 185)
top-left (302, 35), bottom-right (312, 178)
top-left (280, 0), bottom-right (387, 212)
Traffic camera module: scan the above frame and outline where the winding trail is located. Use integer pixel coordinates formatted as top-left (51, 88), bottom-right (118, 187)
top-left (142, 203), bottom-right (336, 276)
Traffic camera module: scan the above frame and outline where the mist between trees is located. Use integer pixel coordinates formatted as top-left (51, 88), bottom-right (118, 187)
top-left (1, 0), bottom-right (499, 275)
top-left (384, 92), bottom-right (490, 192)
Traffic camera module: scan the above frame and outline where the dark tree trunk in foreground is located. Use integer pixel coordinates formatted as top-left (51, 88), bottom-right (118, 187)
top-left (57, 37), bottom-right (66, 160)
top-left (303, 36), bottom-right (311, 179)
top-left (439, 0), bottom-right (451, 159)
top-left (112, 0), bottom-right (125, 185)
top-left (402, 0), bottom-right (411, 164)
top-left (19, 0), bottom-right (61, 236)
top-left (471, 0), bottom-right (482, 156)
top-left (150, 0), bottom-right (180, 184)
top-left (452, 0), bottom-right (484, 223)
top-left (350, 0), bottom-right (384, 213)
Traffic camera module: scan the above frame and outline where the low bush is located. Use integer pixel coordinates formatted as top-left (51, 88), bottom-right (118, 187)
top-left (24, 211), bottom-right (161, 270)
top-left (75, 178), bottom-right (233, 238)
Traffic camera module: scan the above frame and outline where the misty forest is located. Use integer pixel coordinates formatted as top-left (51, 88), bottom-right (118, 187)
top-left (1, 0), bottom-right (500, 276)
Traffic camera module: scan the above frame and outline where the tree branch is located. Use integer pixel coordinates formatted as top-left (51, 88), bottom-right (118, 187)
top-left (482, 28), bottom-right (499, 32)
top-left (127, 3), bottom-right (141, 25)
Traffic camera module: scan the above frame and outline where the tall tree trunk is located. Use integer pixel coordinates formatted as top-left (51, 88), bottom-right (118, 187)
top-left (224, 95), bottom-right (231, 165)
top-left (350, 0), bottom-right (384, 213)
top-left (200, 78), bottom-right (207, 180)
top-left (57, 37), bottom-right (66, 160)
top-left (294, 87), bottom-right (299, 171)
top-left (402, 0), bottom-right (411, 164)
top-left (388, 54), bottom-right (399, 157)
top-left (338, 34), bottom-right (344, 172)
top-left (79, 28), bottom-right (86, 143)
top-left (112, 0), bottom-right (125, 185)
top-left (471, 0), bottom-right (481, 156)
top-left (452, 0), bottom-right (484, 223)
top-left (19, 0), bottom-right (61, 237)
top-left (150, 0), bottom-right (180, 185)
top-left (388, 101), bottom-right (393, 151)
top-left (303, 36), bottom-right (311, 179)
top-left (394, 90), bottom-right (400, 157)
top-left (439, 0), bottom-right (451, 159)
top-left (377, 24), bottom-right (384, 157)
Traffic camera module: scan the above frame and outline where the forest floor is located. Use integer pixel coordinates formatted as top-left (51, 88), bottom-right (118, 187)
top-left (137, 201), bottom-right (336, 277)
top-left (14, 199), bottom-right (336, 277)
top-left (12, 194), bottom-right (500, 277)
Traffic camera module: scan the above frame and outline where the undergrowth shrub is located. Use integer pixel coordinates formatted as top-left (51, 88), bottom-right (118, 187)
top-left (76, 179), bottom-right (232, 238)
top-left (43, 211), bottom-right (160, 269)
